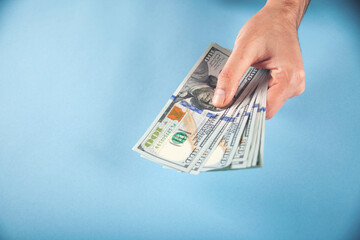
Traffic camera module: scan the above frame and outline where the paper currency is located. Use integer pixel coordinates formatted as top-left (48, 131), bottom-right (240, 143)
top-left (133, 42), bottom-right (269, 174)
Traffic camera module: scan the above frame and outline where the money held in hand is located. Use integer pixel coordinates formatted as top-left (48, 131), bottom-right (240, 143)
top-left (133, 43), bottom-right (270, 174)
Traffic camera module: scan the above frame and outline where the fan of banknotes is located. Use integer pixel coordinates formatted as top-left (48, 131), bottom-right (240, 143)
top-left (133, 43), bottom-right (270, 174)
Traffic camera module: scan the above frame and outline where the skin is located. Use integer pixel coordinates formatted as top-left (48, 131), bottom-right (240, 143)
top-left (212, 0), bottom-right (311, 119)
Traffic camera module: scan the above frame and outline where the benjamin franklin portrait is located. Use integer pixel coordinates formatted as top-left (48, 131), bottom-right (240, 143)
top-left (177, 60), bottom-right (222, 112)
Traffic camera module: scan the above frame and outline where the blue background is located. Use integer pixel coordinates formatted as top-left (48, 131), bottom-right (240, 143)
top-left (0, 0), bottom-right (359, 239)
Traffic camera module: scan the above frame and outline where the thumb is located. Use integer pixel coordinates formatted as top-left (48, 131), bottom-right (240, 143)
top-left (212, 47), bottom-right (253, 107)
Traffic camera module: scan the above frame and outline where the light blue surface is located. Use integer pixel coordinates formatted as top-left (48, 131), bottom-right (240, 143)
top-left (0, 0), bottom-right (359, 239)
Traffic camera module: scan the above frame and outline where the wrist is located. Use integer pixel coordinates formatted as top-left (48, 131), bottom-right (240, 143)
top-left (265, 0), bottom-right (306, 29)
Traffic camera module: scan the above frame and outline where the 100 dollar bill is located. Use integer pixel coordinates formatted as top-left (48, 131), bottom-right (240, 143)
top-left (133, 43), bottom-right (233, 172)
top-left (133, 42), bottom-right (269, 173)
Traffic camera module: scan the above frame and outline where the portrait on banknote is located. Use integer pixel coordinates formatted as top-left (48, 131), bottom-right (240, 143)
top-left (176, 60), bottom-right (222, 112)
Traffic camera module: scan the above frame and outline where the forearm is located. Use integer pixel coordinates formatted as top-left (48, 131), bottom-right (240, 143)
top-left (265, 0), bottom-right (310, 28)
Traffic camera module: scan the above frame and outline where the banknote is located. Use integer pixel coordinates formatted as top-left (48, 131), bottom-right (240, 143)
top-left (190, 68), bottom-right (268, 173)
top-left (133, 42), bottom-right (270, 174)
top-left (199, 91), bottom-right (257, 172)
top-left (231, 79), bottom-right (268, 169)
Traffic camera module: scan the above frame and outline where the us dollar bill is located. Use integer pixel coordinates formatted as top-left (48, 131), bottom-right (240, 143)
top-left (199, 72), bottom-right (269, 172)
top-left (190, 68), bottom-right (269, 173)
top-left (201, 80), bottom-right (268, 172)
top-left (133, 42), bottom-right (270, 174)
top-left (230, 79), bottom-right (268, 169)
top-left (133, 43), bottom-right (235, 172)
top-left (198, 90), bottom-right (257, 172)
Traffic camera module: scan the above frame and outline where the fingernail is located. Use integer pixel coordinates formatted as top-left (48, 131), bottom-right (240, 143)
top-left (212, 88), bottom-right (226, 107)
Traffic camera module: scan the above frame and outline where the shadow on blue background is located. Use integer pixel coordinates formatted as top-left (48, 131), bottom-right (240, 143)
top-left (0, 0), bottom-right (359, 239)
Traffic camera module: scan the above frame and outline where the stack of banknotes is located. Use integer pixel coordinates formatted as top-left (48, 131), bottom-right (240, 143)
top-left (133, 42), bottom-right (270, 174)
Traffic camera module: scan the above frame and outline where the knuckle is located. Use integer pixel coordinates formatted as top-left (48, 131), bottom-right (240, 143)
top-left (290, 67), bottom-right (305, 96)
top-left (292, 80), bottom-right (305, 97)
top-left (298, 68), bottom-right (306, 82)
top-left (295, 86), bottom-right (305, 96)
top-left (294, 68), bottom-right (305, 84)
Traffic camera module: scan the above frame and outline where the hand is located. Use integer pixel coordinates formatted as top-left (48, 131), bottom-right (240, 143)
top-left (212, 1), bottom-right (307, 119)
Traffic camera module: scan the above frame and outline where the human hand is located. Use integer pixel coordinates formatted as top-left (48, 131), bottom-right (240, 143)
top-left (212, 0), bottom-right (308, 119)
